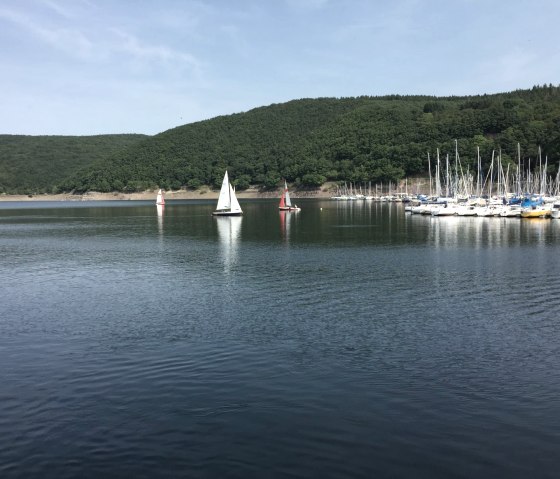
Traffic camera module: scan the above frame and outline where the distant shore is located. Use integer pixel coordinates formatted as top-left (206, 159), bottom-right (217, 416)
top-left (0, 185), bottom-right (337, 202)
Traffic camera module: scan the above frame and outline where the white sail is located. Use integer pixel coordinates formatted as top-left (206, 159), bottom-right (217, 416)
top-left (213, 170), bottom-right (243, 215)
top-left (283, 180), bottom-right (293, 207)
top-left (155, 189), bottom-right (165, 205)
top-left (216, 171), bottom-right (231, 211)
top-left (229, 184), bottom-right (242, 214)
top-left (285, 189), bottom-right (292, 207)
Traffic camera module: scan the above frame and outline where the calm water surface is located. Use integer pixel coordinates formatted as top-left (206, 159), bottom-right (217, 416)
top-left (1, 199), bottom-right (560, 478)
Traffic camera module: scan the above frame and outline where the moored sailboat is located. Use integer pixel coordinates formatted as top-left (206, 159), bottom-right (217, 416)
top-left (212, 170), bottom-right (243, 216)
top-left (520, 204), bottom-right (551, 218)
top-left (279, 180), bottom-right (300, 211)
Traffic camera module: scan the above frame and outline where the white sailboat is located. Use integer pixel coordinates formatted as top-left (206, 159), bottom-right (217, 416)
top-left (155, 189), bottom-right (165, 205)
top-left (212, 170), bottom-right (243, 216)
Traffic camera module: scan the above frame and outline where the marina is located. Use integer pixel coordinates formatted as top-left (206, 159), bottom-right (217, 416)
top-left (330, 143), bottom-right (560, 221)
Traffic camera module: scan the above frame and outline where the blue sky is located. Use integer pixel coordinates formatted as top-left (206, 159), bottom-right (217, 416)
top-left (1, 0), bottom-right (558, 136)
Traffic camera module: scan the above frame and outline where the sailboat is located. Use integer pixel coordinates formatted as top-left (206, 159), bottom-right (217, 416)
top-left (279, 180), bottom-right (300, 211)
top-left (212, 170), bottom-right (243, 216)
top-left (155, 189), bottom-right (165, 206)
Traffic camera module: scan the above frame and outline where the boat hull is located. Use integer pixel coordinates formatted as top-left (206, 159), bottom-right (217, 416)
top-left (520, 211), bottom-right (550, 218)
top-left (212, 210), bottom-right (243, 216)
top-left (279, 206), bottom-right (300, 211)
top-left (520, 207), bottom-right (551, 218)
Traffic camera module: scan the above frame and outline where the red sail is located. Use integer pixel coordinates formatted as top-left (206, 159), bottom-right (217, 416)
top-left (279, 190), bottom-right (286, 208)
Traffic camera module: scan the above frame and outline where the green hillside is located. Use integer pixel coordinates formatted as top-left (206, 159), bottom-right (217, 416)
top-left (4, 85), bottom-right (560, 195)
top-left (59, 85), bottom-right (560, 194)
top-left (0, 134), bottom-right (147, 194)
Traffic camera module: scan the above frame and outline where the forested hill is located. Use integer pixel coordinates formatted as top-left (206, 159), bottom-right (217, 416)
top-left (5, 85), bottom-right (560, 195)
top-left (0, 134), bottom-right (146, 194)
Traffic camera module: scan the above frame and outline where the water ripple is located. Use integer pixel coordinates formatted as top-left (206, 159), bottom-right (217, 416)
top-left (2, 202), bottom-right (560, 478)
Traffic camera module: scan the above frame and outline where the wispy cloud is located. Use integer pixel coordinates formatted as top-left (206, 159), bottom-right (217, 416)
top-left (40, 0), bottom-right (74, 19)
top-left (1, 0), bottom-right (558, 135)
top-left (0, 6), bottom-right (94, 58)
top-left (0, 3), bottom-right (202, 75)
top-left (109, 29), bottom-right (202, 77)
top-left (285, 0), bottom-right (329, 10)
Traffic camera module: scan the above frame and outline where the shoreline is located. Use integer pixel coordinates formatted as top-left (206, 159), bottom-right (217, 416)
top-left (0, 185), bottom-right (336, 202)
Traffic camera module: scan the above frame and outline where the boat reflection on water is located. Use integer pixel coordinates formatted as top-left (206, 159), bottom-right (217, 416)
top-left (216, 216), bottom-right (242, 273)
top-left (279, 209), bottom-right (299, 244)
top-left (279, 210), bottom-right (289, 243)
top-left (412, 212), bottom-right (556, 248)
top-left (156, 203), bottom-right (164, 235)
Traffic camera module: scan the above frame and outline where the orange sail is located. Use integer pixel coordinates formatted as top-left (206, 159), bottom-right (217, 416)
top-left (279, 187), bottom-right (286, 209)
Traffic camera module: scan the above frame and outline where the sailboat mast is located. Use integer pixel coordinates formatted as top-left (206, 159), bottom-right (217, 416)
top-left (454, 139), bottom-right (458, 198)
top-left (446, 153), bottom-right (450, 198)
top-left (428, 152), bottom-right (432, 197)
top-left (517, 143), bottom-right (521, 195)
top-left (477, 146), bottom-right (480, 198)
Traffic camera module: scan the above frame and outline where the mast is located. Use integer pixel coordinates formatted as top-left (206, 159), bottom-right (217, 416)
top-left (489, 150), bottom-right (495, 198)
top-left (477, 146), bottom-right (481, 198)
top-left (435, 149), bottom-right (441, 197)
top-left (428, 152), bottom-right (432, 197)
top-left (497, 149), bottom-right (501, 198)
top-left (538, 146), bottom-right (543, 195)
top-left (445, 153), bottom-right (450, 198)
top-left (517, 143), bottom-right (521, 195)
top-left (454, 139), bottom-right (459, 198)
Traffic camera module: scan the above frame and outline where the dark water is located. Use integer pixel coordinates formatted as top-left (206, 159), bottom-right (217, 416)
top-left (1, 199), bottom-right (560, 478)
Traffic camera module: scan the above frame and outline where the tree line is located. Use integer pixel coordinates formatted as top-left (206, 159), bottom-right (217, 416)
top-left (2, 85), bottom-right (560, 194)
top-left (0, 134), bottom-right (146, 194)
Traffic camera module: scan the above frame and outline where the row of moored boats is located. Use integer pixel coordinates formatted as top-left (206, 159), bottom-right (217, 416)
top-left (405, 196), bottom-right (560, 219)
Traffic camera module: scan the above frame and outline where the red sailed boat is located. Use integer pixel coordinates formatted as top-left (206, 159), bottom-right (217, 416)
top-left (279, 181), bottom-right (301, 211)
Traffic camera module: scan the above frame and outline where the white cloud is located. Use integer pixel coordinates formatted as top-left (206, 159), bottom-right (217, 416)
top-left (285, 0), bottom-right (329, 9)
top-left (110, 28), bottom-right (200, 70)
top-left (40, 0), bottom-right (74, 19)
top-left (0, 6), bottom-right (94, 58)
top-left (1, 0), bottom-right (559, 135)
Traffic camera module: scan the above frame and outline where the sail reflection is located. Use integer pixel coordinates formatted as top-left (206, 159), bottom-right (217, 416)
top-left (216, 216), bottom-right (242, 272)
top-left (156, 204), bottom-right (164, 235)
top-left (279, 209), bottom-right (300, 244)
top-left (279, 210), bottom-right (290, 243)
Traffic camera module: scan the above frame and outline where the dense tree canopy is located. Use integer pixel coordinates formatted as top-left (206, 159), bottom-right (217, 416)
top-left (0, 134), bottom-right (146, 194)
top-left (2, 85), bottom-right (560, 194)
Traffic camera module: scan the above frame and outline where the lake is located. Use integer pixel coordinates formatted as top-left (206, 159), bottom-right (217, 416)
top-left (1, 199), bottom-right (559, 478)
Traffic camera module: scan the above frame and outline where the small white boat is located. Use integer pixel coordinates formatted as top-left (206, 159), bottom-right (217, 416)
top-left (213, 170), bottom-right (243, 216)
top-left (499, 205), bottom-right (522, 217)
top-left (475, 206), bottom-right (498, 217)
top-left (456, 204), bottom-right (477, 216)
top-left (431, 204), bottom-right (457, 216)
top-left (551, 206), bottom-right (560, 219)
top-left (155, 189), bottom-right (165, 205)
